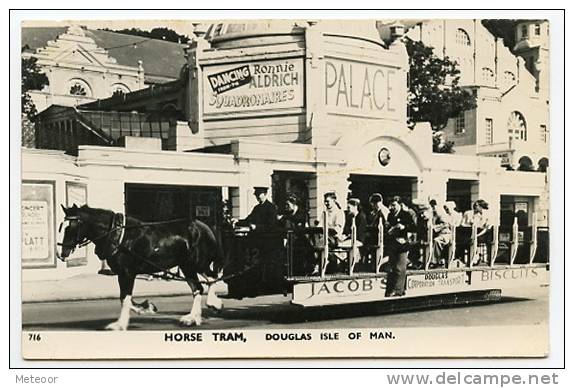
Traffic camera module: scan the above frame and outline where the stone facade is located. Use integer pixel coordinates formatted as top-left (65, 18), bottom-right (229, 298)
top-left (402, 20), bottom-right (549, 171)
top-left (22, 25), bottom-right (146, 114)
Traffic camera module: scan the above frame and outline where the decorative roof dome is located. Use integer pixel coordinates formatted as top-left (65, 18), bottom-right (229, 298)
top-left (202, 20), bottom-right (387, 47)
top-left (204, 20), bottom-right (305, 42)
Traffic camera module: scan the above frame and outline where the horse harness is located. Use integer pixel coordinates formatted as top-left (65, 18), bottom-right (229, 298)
top-left (60, 212), bottom-right (258, 286)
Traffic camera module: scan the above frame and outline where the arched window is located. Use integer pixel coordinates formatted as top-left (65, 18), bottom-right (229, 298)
top-left (504, 71), bottom-right (516, 82)
top-left (518, 156), bottom-right (534, 171)
top-left (482, 67), bottom-right (494, 84)
top-left (538, 157), bottom-right (549, 172)
top-left (111, 83), bottom-right (130, 96)
top-left (455, 28), bottom-right (471, 46)
top-left (68, 79), bottom-right (92, 97)
top-left (508, 111), bottom-right (527, 141)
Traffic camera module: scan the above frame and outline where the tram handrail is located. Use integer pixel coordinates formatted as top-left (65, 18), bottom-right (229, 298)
top-left (321, 211), bottom-right (329, 277)
top-left (375, 217), bottom-right (384, 274)
top-left (469, 224), bottom-right (478, 268)
top-left (423, 217), bottom-right (434, 270)
top-left (349, 216), bottom-right (357, 275)
top-left (509, 217), bottom-right (519, 266)
top-left (490, 225), bottom-right (499, 267)
top-left (447, 224), bottom-right (456, 268)
top-left (529, 212), bottom-right (538, 264)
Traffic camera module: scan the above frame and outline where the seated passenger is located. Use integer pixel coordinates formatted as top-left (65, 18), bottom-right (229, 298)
top-left (278, 193), bottom-right (308, 230)
top-left (368, 193), bottom-right (389, 227)
top-left (340, 198), bottom-right (367, 247)
top-left (431, 201), bottom-right (452, 268)
top-left (320, 191), bottom-right (345, 244)
top-left (443, 201), bottom-right (462, 227)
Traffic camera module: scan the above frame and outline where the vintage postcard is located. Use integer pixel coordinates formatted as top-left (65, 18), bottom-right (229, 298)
top-left (17, 14), bottom-right (555, 360)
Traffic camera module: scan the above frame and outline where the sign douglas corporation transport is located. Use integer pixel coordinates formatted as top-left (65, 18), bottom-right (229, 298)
top-left (203, 58), bottom-right (304, 115)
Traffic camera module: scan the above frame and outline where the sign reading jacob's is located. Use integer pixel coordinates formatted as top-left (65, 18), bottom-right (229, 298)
top-left (203, 58), bottom-right (304, 115)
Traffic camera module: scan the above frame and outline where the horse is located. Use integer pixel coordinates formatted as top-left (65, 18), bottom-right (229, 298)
top-left (57, 204), bottom-right (225, 330)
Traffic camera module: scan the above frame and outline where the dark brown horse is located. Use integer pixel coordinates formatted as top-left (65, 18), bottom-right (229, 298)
top-left (57, 204), bottom-right (225, 330)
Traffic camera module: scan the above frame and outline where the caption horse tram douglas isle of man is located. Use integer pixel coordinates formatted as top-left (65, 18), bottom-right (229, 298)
top-left (22, 20), bottom-right (550, 331)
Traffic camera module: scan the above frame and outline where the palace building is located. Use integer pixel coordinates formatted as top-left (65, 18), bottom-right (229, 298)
top-left (21, 20), bottom-right (549, 280)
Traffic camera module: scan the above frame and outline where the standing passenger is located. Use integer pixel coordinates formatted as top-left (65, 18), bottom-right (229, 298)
top-left (461, 199), bottom-right (492, 265)
top-left (385, 196), bottom-right (416, 297)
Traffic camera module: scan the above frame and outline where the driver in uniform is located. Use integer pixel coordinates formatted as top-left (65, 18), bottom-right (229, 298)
top-left (244, 187), bottom-right (278, 231)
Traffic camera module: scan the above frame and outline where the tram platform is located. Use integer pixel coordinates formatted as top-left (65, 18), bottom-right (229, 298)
top-left (22, 273), bottom-right (228, 303)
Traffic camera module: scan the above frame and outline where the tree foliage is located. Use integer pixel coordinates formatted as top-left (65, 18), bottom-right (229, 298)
top-left (101, 27), bottom-right (190, 44)
top-left (405, 38), bottom-right (476, 153)
top-left (21, 49), bottom-right (49, 122)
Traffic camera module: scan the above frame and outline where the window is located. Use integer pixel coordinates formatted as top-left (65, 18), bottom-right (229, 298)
top-left (481, 67), bottom-right (494, 84)
top-left (508, 111), bottom-right (527, 141)
top-left (70, 83), bottom-right (87, 96)
top-left (535, 24), bottom-right (541, 36)
top-left (485, 118), bottom-right (494, 145)
top-left (455, 28), bottom-right (471, 46)
top-left (540, 124), bottom-right (548, 143)
top-left (521, 25), bottom-right (528, 37)
top-left (502, 71), bottom-right (517, 91)
top-left (111, 83), bottom-right (130, 96)
top-left (68, 79), bottom-right (92, 97)
top-left (455, 112), bottom-right (466, 134)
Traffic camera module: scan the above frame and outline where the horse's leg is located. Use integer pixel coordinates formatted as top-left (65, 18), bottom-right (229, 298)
top-left (205, 278), bottom-right (223, 312)
top-left (106, 272), bottom-right (136, 331)
top-left (178, 266), bottom-right (203, 326)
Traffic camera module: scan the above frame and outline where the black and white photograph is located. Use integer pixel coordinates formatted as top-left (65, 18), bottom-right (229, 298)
top-left (12, 10), bottom-right (563, 361)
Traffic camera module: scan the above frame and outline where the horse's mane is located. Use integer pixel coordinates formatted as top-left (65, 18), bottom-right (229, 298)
top-left (77, 205), bottom-right (116, 223)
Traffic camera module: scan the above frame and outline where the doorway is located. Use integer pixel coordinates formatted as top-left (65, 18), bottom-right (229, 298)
top-left (349, 174), bottom-right (417, 209)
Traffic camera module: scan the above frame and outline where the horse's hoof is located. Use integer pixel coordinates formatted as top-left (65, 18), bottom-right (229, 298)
top-left (105, 321), bottom-right (127, 331)
top-left (131, 300), bottom-right (158, 315)
top-left (179, 314), bottom-right (202, 327)
top-left (206, 301), bottom-right (223, 314)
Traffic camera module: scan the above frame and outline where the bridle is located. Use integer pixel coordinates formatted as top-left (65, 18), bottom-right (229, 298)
top-left (57, 213), bottom-right (125, 261)
top-left (57, 216), bottom-right (88, 253)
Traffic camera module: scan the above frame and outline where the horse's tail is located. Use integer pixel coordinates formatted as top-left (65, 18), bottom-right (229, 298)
top-left (213, 227), bottom-right (227, 275)
top-left (191, 220), bottom-right (226, 278)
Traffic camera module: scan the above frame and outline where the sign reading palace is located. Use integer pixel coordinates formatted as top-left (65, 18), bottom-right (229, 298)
top-left (324, 58), bottom-right (401, 119)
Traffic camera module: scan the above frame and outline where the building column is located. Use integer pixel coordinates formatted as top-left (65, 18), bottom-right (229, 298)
top-left (230, 159), bottom-right (273, 220)
top-left (474, 172), bottom-right (501, 226)
top-left (415, 170), bottom-right (448, 204)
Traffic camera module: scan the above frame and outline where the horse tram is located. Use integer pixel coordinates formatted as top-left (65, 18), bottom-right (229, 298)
top-left (223, 212), bottom-right (549, 309)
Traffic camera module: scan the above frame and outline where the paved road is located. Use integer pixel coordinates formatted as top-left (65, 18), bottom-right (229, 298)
top-left (21, 285), bottom-right (548, 331)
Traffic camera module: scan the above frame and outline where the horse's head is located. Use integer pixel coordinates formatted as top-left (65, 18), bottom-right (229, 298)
top-left (57, 204), bottom-right (88, 261)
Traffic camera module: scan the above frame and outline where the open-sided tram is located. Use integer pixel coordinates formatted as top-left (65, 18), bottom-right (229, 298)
top-left (223, 213), bottom-right (549, 308)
